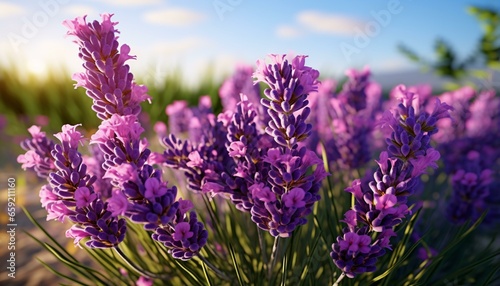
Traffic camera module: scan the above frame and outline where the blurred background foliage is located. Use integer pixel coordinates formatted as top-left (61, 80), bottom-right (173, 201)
top-left (1, 4), bottom-right (499, 164)
top-left (398, 6), bottom-right (500, 90)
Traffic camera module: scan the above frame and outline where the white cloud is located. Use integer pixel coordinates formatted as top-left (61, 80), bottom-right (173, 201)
top-left (297, 11), bottom-right (364, 36)
top-left (0, 2), bottom-right (26, 18)
top-left (144, 8), bottom-right (206, 26)
top-left (63, 5), bottom-right (97, 17)
top-left (276, 25), bottom-right (302, 38)
top-left (99, 0), bottom-right (162, 6)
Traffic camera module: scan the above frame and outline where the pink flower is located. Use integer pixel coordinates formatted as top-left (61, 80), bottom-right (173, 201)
top-left (54, 124), bottom-right (85, 148)
top-left (17, 150), bottom-right (40, 170)
top-left (91, 115), bottom-right (144, 145)
top-left (74, 187), bottom-right (97, 208)
top-left (186, 151), bottom-right (203, 168)
top-left (103, 164), bottom-right (137, 185)
top-left (27, 125), bottom-right (46, 140)
top-left (107, 190), bottom-right (129, 217)
top-left (201, 182), bottom-right (225, 195)
top-left (154, 121), bottom-right (167, 137)
top-left (66, 225), bottom-right (91, 248)
top-left (135, 276), bottom-right (153, 286)
top-left (228, 141), bottom-right (247, 158)
top-left (144, 178), bottom-right (168, 200)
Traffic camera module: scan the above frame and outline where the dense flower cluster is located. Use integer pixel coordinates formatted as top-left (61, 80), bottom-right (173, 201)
top-left (330, 86), bottom-right (452, 278)
top-left (434, 87), bottom-right (500, 224)
top-left (63, 14), bottom-right (150, 120)
top-left (307, 67), bottom-right (381, 172)
top-left (16, 11), bottom-right (500, 285)
top-left (18, 14), bottom-right (207, 258)
top-left (161, 54), bottom-right (327, 237)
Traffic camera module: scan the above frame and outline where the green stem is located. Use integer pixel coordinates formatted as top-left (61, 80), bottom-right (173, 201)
top-left (114, 247), bottom-right (169, 280)
top-left (198, 254), bottom-right (231, 281)
top-left (258, 227), bottom-right (268, 266)
top-left (268, 237), bottom-right (281, 279)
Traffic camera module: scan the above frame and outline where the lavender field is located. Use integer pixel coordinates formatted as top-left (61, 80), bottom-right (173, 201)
top-left (2, 2), bottom-right (500, 286)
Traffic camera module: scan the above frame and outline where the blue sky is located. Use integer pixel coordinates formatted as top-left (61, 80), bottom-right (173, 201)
top-left (0, 0), bottom-right (498, 86)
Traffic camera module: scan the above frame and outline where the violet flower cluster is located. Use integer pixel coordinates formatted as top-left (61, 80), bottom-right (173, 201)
top-left (161, 54), bottom-right (327, 237)
top-left (330, 86), bottom-right (452, 278)
top-left (18, 14), bottom-right (207, 259)
top-left (19, 124), bottom-right (126, 248)
top-left (307, 67), bottom-right (381, 172)
top-left (434, 87), bottom-right (500, 224)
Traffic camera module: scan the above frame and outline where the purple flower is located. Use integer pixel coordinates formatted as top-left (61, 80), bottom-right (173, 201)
top-left (67, 199), bottom-right (127, 248)
top-left (338, 66), bottom-right (381, 113)
top-left (338, 232), bottom-right (371, 254)
top-left (282, 188), bottom-right (306, 208)
top-left (446, 166), bottom-right (493, 224)
top-left (63, 13), bottom-right (150, 120)
top-left (228, 141), bottom-right (247, 158)
top-left (331, 85), bottom-right (452, 278)
top-left (152, 211), bottom-right (208, 261)
top-left (253, 54), bottom-right (318, 149)
top-left (331, 228), bottom-right (386, 278)
top-left (18, 125), bottom-right (56, 178)
top-left (54, 124), bottom-right (85, 149)
top-left (172, 222), bottom-right (194, 241)
top-left (107, 190), bottom-right (129, 217)
top-left (250, 183), bottom-right (276, 203)
top-left (144, 177), bottom-right (168, 200)
top-left (74, 187), bottom-right (97, 208)
top-left (161, 54), bottom-right (325, 238)
top-left (219, 64), bottom-right (261, 112)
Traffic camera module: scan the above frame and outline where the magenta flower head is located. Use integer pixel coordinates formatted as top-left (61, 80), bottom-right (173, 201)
top-left (63, 13), bottom-right (150, 120)
top-left (48, 124), bottom-right (126, 248)
top-left (17, 125), bottom-right (56, 178)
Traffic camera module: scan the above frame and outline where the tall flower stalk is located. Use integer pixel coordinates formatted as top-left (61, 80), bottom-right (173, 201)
top-left (330, 86), bottom-right (452, 279)
top-left (18, 14), bottom-right (208, 282)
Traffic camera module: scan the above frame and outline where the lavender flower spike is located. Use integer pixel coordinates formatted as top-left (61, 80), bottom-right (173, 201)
top-left (63, 13), bottom-right (150, 120)
top-left (331, 86), bottom-right (452, 279)
top-left (49, 124), bottom-right (126, 248)
top-left (253, 54), bottom-right (319, 149)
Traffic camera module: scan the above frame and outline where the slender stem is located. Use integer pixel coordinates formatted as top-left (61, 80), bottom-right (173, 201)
top-left (197, 254), bottom-right (231, 281)
top-left (258, 227), bottom-right (268, 266)
top-left (333, 272), bottom-right (345, 286)
top-left (114, 247), bottom-right (169, 280)
top-left (268, 236), bottom-right (281, 279)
